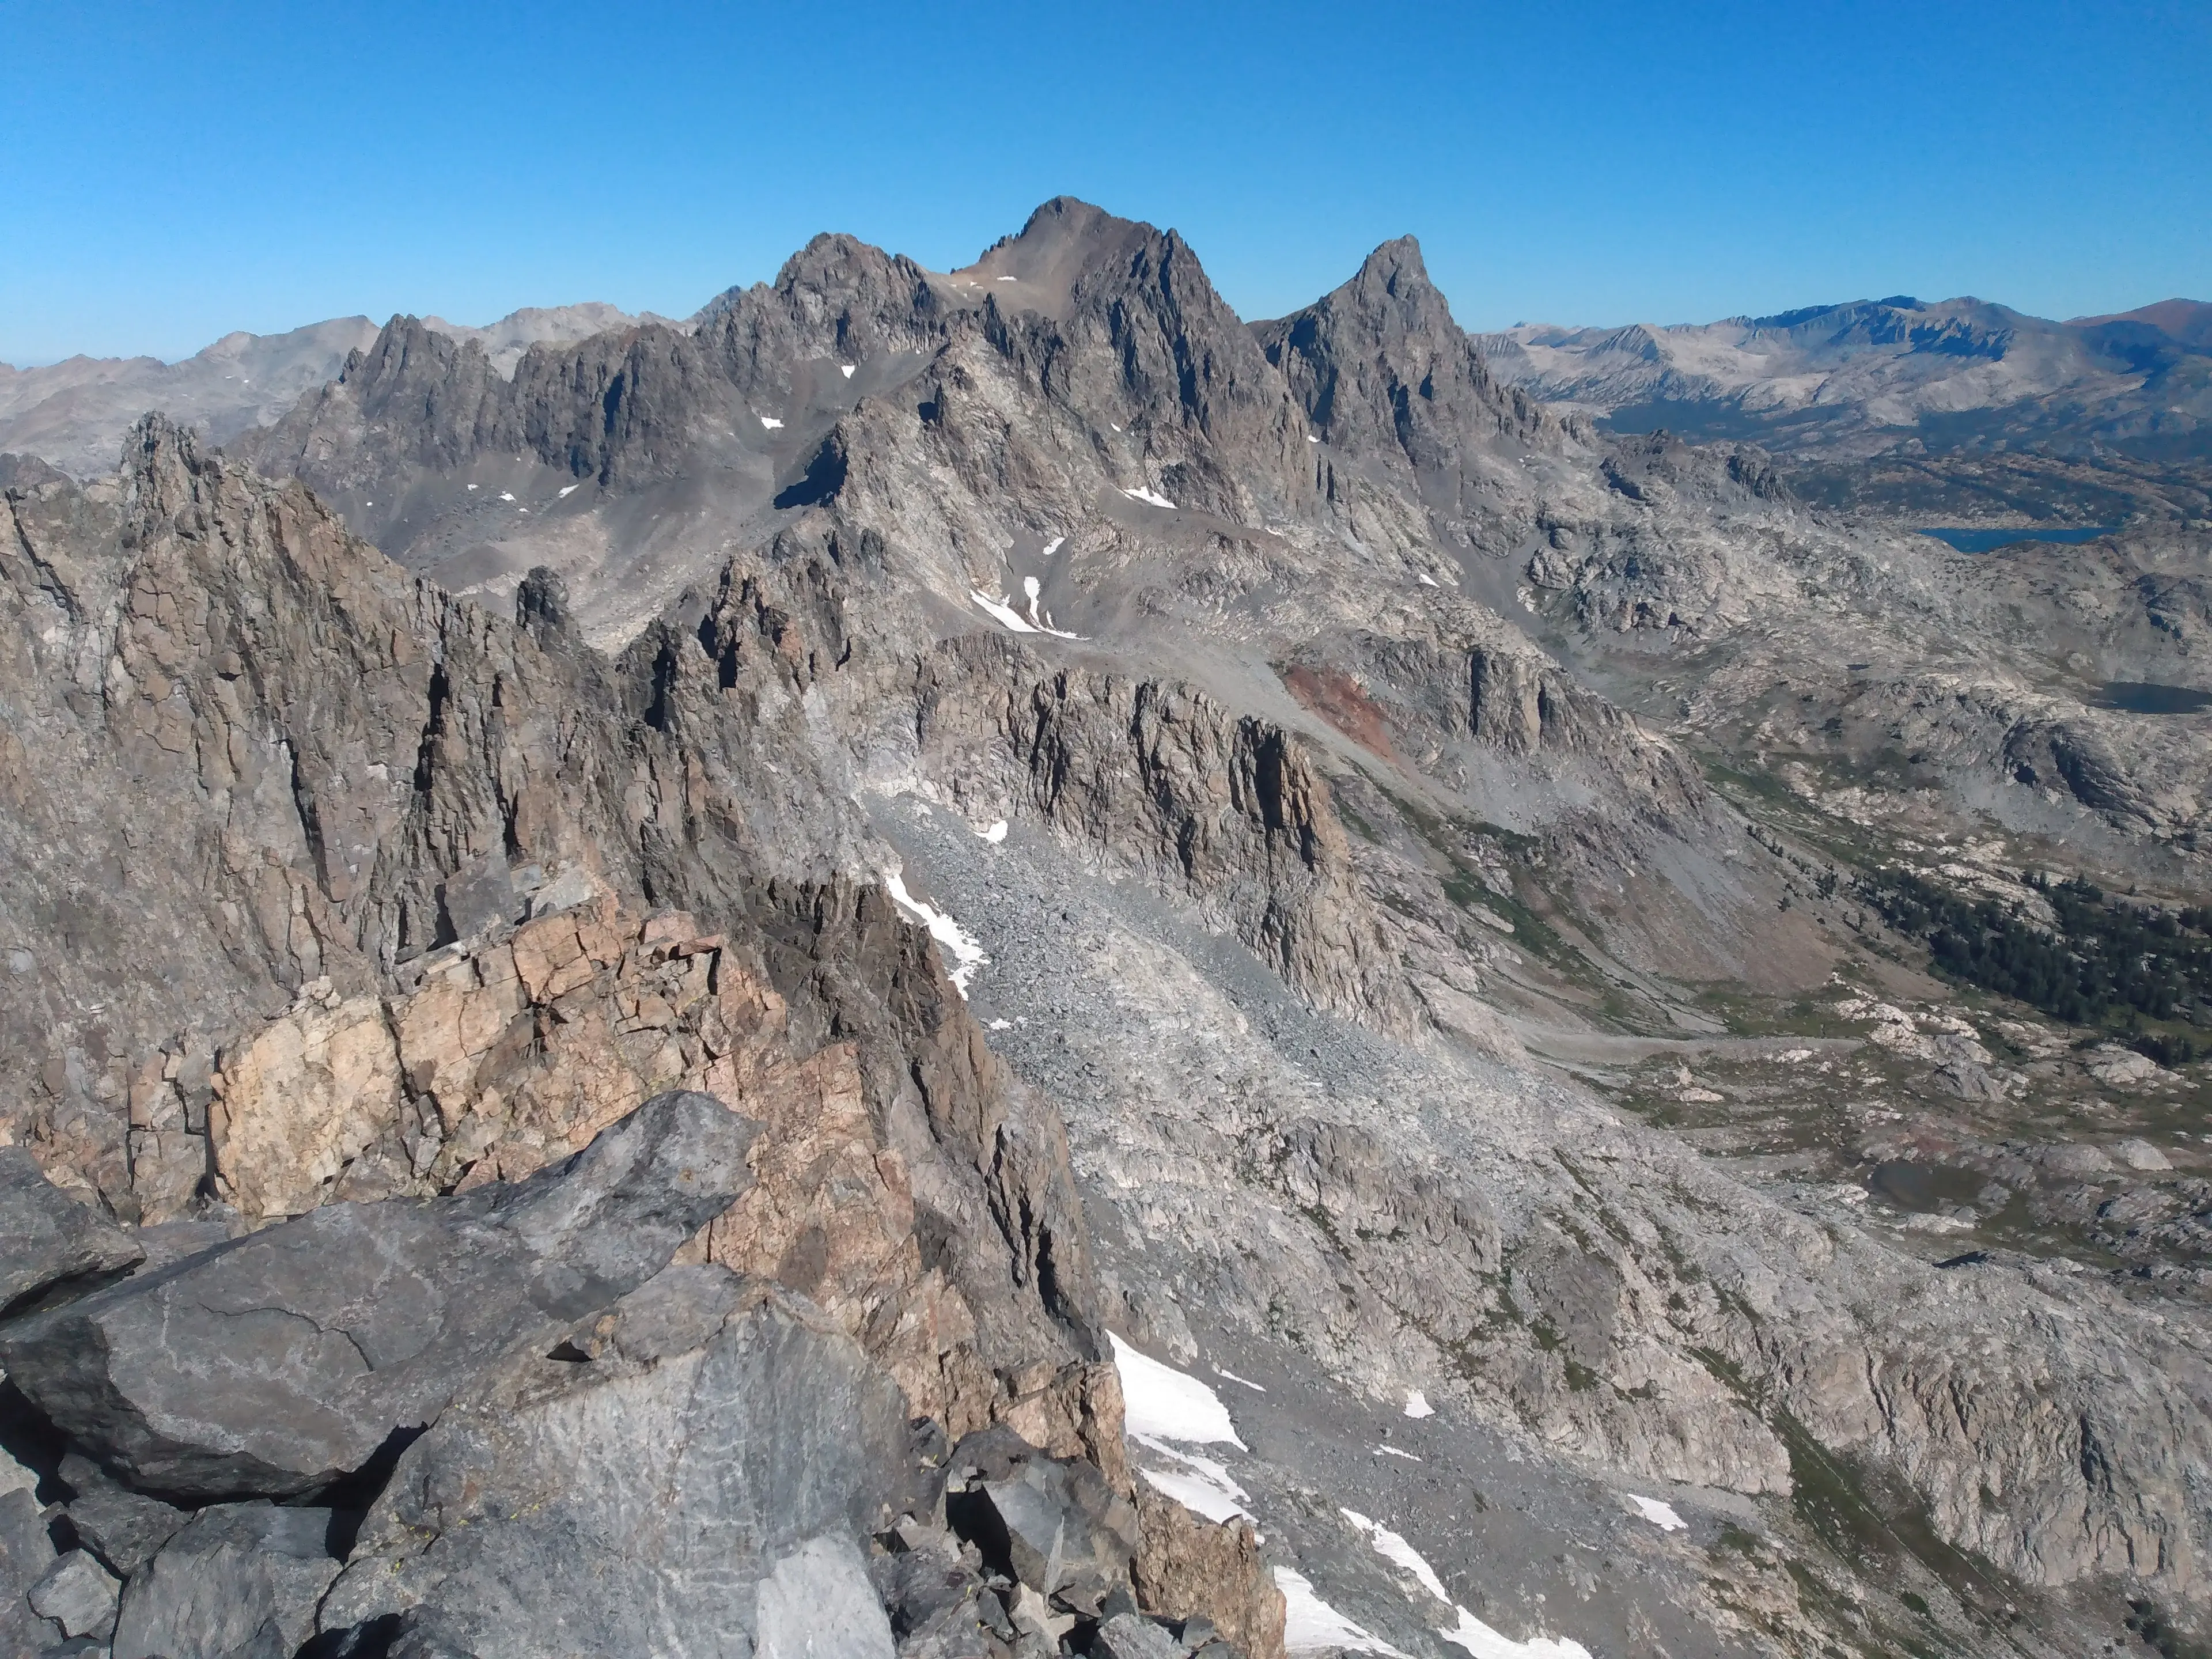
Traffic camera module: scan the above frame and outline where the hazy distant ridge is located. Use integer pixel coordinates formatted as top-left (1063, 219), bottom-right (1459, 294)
top-left (0, 303), bottom-right (660, 478)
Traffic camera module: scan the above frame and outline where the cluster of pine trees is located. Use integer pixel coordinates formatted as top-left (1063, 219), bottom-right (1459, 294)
top-left (1857, 868), bottom-right (2210, 1062)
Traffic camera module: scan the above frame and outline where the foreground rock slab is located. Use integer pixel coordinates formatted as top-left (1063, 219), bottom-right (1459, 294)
top-left (112, 1502), bottom-right (339, 1659)
top-left (320, 1264), bottom-right (925, 1658)
top-left (28, 1549), bottom-right (120, 1639)
top-left (0, 1147), bottom-right (143, 1315)
top-left (55, 1453), bottom-right (191, 1578)
top-left (0, 1091), bottom-right (755, 1499)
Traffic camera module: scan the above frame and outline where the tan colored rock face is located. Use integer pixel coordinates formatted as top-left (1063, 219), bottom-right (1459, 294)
top-left (190, 891), bottom-right (1021, 1437)
top-left (209, 988), bottom-right (401, 1221)
top-left (1131, 1483), bottom-right (1286, 1659)
top-left (695, 1040), bottom-right (984, 1427)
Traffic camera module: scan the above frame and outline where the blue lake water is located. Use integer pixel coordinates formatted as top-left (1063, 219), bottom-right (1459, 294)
top-left (1918, 525), bottom-right (2117, 554)
top-left (2097, 681), bottom-right (2212, 715)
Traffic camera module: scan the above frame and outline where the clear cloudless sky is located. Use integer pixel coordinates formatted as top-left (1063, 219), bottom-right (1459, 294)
top-left (3, 0), bottom-right (2208, 363)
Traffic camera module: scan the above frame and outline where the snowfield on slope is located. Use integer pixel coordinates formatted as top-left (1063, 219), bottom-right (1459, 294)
top-left (1110, 1333), bottom-right (1251, 1520)
top-left (882, 870), bottom-right (988, 994)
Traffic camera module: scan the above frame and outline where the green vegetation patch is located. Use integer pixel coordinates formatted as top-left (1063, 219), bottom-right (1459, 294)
top-left (1858, 867), bottom-right (2211, 1059)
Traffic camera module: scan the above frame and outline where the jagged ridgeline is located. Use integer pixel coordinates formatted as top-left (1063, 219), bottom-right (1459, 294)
top-left (1, 195), bottom-right (2209, 1659)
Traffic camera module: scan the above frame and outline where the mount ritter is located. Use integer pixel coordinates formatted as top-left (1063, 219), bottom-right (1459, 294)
top-left (2, 196), bottom-right (2210, 1659)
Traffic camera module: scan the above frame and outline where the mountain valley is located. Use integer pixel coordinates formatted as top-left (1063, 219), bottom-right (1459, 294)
top-left (2, 197), bottom-right (2209, 1659)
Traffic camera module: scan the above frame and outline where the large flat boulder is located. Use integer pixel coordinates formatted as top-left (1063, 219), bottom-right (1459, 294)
top-left (319, 1265), bottom-right (925, 1659)
top-left (0, 1148), bottom-right (143, 1315)
top-left (0, 1091), bottom-right (755, 1499)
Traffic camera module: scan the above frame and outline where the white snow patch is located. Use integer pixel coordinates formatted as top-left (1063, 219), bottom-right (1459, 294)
top-left (1340, 1512), bottom-right (1591, 1659)
top-left (1110, 1333), bottom-right (1246, 1448)
top-left (1403, 1391), bottom-right (1434, 1419)
top-left (1114, 1335), bottom-right (1250, 1522)
top-left (498, 491), bottom-right (515, 502)
top-left (1625, 1494), bottom-right (1685, 1531)
top-left (1342, 1510), bottom-right (1452, 1604)
top-left (466, 483), bottom-right (479, 490)
top-left (977, 820), bottom-right (1008, 844)
top-left (997, 275), bottom-right (1017, 281)
top-left (1213, 1366), bottom-right (1266, 1393)
top-left (1123, 486), bottom-right (1177, 510)
top-left (987, 1017), bottom-right (1012, 1030)
top-left (1040, 536), bottom-right (1065, 558)
top-left (1417, 572), bottom-right (1440, 587)
top-left (1437, 1608), bottom-right (1592, 1659)
top-left (882, 870), bottom-right (988, 996)
top-left (759, 415), bottom-right (783, 430)
top-left (1275, 1569), bottom-right (1406, 1658)
top-left (969, 590), bottom-right (1038, 632)
top-left (1306, 435), bottom-right (1320, 444)
top-left (1137, 1444), bottom-right (1249, 1522)
top-left (558, 484), bottom-right (579, 498)
top-left (971, 589), bottom-right (1081, 639)
top-left (1375, 1445), bottom-right (1421, 1461)
top-left (840, 363), bottom-right (856, 377)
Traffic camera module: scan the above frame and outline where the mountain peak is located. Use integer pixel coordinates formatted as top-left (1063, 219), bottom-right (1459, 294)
top-left (980, 196), bottom-right (1164, 277)
top-left (1355, 233), bottom-right (1429, 285)
top-left (1326, 234), bottom-right (1453, 332)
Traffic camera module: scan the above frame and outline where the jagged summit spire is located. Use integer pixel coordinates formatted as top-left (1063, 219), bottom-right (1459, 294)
top-left (1251, 229), bottom-right (1562, 499)
top-left (1354, 233), bottom-right (1429, 283)
top-left (1010, 195), bottom-right (1130, 243)
top-left (1335, 233), bottom-right (1456, 327)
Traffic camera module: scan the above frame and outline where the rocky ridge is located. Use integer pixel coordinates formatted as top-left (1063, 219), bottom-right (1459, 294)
top-left (1, 195), bottom-right (2208, 1657)
top-left (0, 304), bottom-right (650, 482)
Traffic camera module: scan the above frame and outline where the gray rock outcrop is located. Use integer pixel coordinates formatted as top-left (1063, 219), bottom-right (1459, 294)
top-left (54, 1455), bottom-right (190, 1577)
top-left (111, 1502), bottom-right (340, 1659)
top-left (0, 1486), bottom-right (59, 1654)
top-left (0, 1090), bottom-right (756, 1498)
top-left (0, 1146), bottom-right (143, 1314)
top-left (28, 1550), bottom-right (120, 1640)
top-left (945, 1425), bottom-right (1138, 1616)
top-left (1090, 1610), bottom-right (1183, 1659)
top-left (319, 1266), bottom-right (922, 1658)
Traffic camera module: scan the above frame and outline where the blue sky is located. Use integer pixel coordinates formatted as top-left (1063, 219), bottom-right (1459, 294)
top-left (3, 0), bottom-right (2207, 363)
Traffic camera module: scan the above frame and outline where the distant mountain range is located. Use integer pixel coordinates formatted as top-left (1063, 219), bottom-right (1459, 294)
top-left (1478, 296), bottom-right (2212, 463)
top-left (7, 285), bottom-right (2208, 493)
top-left (0, 303), bottom-right (656, 478)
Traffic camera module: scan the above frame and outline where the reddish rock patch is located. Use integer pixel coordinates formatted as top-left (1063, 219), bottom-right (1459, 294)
top-left (1280, 664), bottom-right (1398, 760)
